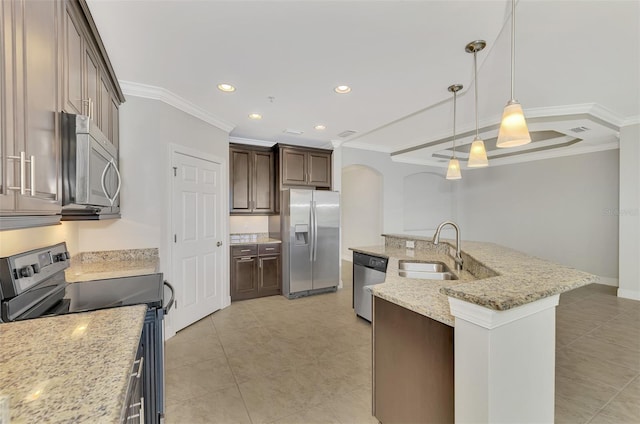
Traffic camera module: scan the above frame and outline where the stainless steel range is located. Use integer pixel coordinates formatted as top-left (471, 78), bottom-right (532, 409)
top-left (0, 243), bottom-right (174, 424)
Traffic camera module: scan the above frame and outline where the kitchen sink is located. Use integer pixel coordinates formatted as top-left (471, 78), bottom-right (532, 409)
top-left (398, 260), bottom-right (458, 280)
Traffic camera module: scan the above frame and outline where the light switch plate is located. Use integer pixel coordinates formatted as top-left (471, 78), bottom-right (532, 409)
top-left (0, 395), bottom-right (9, 424)
top-left (406, 240), bottom-right (415, 249)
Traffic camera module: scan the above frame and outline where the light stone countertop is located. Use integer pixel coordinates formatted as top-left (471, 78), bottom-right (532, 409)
top-left (351, 235), bottom-right (598, 327)
top-left (229, 237), bottom-right (282, 246)
top-left (230, 233), bottom-right (281, 246)
top-left (0, 305), bottom-right (147, 423)
top-left (65, 248), bottom-right (159, 283)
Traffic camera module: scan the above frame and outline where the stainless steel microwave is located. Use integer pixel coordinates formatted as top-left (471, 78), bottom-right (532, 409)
top-left (60, 113), bottom-right (121, 220)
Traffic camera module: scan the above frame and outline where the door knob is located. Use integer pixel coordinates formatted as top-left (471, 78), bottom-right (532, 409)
top-left (216, 241), bottom-right (223, 247)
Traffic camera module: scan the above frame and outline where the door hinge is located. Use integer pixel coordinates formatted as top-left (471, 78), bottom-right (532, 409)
top-left (174, 234), bottom-right (177, 243)
top-left (172, 166), bottom-right (177, 177)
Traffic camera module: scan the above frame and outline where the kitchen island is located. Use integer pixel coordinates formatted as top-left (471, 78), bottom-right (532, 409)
top-left (352, 234), bottom-right (598, 423)
top-left (0, 305), bottom-right (147, 423)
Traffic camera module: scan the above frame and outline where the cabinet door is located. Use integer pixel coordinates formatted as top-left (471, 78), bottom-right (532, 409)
top-left (253, 150), bottom-right (274, 213)
top-left (231, 256), bottom-right (258, 300)
top-left (0, 0), bottom-right (17, 212)
top-left (281, 148), bottom-right (307, 185)
top-left (15, 0), bottom-right (61, 213)
top-left (110, 95), bottom-right (119, 149)
top-left (63, 1), bottom-right (83, 115)
top-left (100, 75), bottom-right (110, 136)
top-left (84, 45), bottom-right (99, 126)
top-left (308, 151), bottom-right (332, 188)
top-left (258, 255), bottom-right (280, 296)
top-left (229, 148), bottom-right (251, 213)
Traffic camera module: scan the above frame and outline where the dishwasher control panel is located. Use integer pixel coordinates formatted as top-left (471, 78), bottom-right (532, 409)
top-left (353, 252), bottom-right (388, 273)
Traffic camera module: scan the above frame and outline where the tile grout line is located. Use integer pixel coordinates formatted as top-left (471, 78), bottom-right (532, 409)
top-left (584, 373), bottom-right (640, 423)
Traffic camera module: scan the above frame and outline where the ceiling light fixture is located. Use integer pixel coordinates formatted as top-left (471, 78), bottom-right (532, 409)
top-left (248, 113), bottom-right (262, 120)
top-left (466, 40), bottom-right (489, 168)
top-left (217, 83), bottom-right (236, 92)
top-left (314, 124), bottom-right (326, 131)
top-left (446, 84), bottom-right (463, 180)
top-left (496, 0), bottom-right (531, 148)
top-left (334, 85), bottom-right (351, 94)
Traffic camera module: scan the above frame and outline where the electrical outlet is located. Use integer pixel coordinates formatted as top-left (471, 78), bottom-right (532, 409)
top-left (0, 395), bottom-right (9, 424)
top-left (406, 240), bottom-right (415, 249)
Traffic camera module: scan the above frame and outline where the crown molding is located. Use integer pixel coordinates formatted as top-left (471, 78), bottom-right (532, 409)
top-left (229, 136), bottom-right (275, 147)
top-left (119, 80), bottom-right (236, 133)
top-left (622, 115), bottom-right (640, 127)
top-left (342, 141), bottom-right (394, 153)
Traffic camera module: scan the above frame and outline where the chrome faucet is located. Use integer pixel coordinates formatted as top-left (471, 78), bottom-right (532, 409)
top-left (433, 221), bottom-right (463, 271)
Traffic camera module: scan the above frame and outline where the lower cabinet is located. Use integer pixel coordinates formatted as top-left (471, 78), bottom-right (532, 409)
top-left (373, 296), bottom-right (454, 423)
top-left (231, 244), bottom-right (281, 301)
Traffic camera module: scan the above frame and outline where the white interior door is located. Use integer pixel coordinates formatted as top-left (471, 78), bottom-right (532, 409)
top-left (171, 151), bottom-right (223, 331)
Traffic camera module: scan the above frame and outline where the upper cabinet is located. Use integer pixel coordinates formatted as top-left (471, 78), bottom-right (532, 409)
top-left (229, 144), bottom-right (275, 215)
top-left (0, 0), bottom-right (63, 225)
top-left (0, 0), bottom-right (124, 230)
top-left (277, 145), bottom-right (332, 188)
top-left (62, 0), bottom-right (123, 147)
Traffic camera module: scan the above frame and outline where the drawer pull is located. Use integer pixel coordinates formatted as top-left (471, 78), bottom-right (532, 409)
top-left (265, 247), bottom-right (275, 251)
top-left (240, 249), bottom-right (251, 252)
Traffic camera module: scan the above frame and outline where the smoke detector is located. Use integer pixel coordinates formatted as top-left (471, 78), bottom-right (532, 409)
top-left (570, 126), bottom-right (590, 133)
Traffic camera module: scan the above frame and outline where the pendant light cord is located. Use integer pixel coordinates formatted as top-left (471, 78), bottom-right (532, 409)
top-left (474, 51), bottom-right (479, 138)
top-left (511, 0), bottom-right (516, 101)
top-left (453, 90), bottom-right (457, 158)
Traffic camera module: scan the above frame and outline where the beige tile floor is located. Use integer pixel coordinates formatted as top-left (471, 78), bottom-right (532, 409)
top-left (165, 263), bottom-right (640, 424)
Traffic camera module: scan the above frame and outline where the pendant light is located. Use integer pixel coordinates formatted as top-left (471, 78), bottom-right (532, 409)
top-left (496, 0), bottom-right (531, 148)
top-left (466, 40), bottom-right (489, 168)
top-left (446, 84), bottom-right (463, 180)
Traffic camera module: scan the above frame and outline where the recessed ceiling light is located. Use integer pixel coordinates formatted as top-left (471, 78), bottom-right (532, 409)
top-left (248, 113), bottom-right (262, 120)
top-left (334, 85), bottom-right (351, 94)
top-left (217, 83), bottom-right (236, 92)
top-left (314, 124), bottom-right (326, 131)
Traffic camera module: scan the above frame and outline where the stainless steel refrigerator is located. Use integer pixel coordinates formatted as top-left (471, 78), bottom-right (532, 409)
top-left (281, 189), bottom-right (340, 298)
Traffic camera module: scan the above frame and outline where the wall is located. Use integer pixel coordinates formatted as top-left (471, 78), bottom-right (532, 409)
top-left (76, 95), bottom-right (229, 281)
top-left (229, 216), bottom-right (269, 234)
top-left (618, 124), bottom-right (640, 299)
top-left (0, 221), bottom-right (80, 257)
top-left (457, 150), bottom-right (619, 279)
top-left (341, 165), bottom-right (384, 259)
top-left (342, 147), bottom-right (457, 237)
top-left (341, 146), bottom-right (619, 280)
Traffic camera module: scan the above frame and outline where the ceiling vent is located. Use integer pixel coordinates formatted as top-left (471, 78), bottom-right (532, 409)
top-left (570, 126), bottom-right (590, 133)
top-left (338, 130), bottom-right (357, 138)
top-left (283, 129), bottom-right (304, 135)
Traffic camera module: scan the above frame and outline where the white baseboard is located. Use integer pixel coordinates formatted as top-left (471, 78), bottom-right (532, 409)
top-left (596, 276), bottom-right (619, 287)
top-left (617, 288), bottom-right (640, 301)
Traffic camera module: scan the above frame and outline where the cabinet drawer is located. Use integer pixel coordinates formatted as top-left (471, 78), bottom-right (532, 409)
top-left (231, 245), bottom-right (258, 257)
top-left (259, 244), bottom-right (281, 255)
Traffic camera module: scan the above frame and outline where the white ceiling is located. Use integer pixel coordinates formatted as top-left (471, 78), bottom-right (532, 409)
top-left (87, 0), bottom-right (639, 163)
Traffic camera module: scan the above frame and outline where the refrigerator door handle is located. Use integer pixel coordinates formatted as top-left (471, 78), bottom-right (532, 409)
top-left (313, 200), bottom-right (318, 262)
top-left (309, 201), bottom-right (312, 261)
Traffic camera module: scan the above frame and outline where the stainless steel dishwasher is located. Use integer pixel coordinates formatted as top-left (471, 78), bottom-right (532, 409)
top-left (353, 252), bottom-right (388, 322)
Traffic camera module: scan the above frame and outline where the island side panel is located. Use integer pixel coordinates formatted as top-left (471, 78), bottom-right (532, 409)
top-left (373, 296), bottom-right (454, 423)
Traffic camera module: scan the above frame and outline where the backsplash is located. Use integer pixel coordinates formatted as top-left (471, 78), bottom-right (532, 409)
top-left (74, 248), bottom-right (159, 263)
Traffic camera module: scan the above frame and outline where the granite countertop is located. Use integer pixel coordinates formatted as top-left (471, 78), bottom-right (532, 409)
top-left (0, 305), bottom-right (147, 423)
top-left (351, 235), bottom-right (597, 327)
top-left (230, 233), bottom-right (281, 246)
top-left (65, 248), bottom-right (159, 283)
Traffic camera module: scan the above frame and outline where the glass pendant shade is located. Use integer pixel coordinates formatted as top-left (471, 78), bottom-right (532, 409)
top-left (446, 158), bottom-right (462, 180)
top-left (497, 100), bottom-right (531, 147)
top-left (468, 137), bottom-right (489, 167)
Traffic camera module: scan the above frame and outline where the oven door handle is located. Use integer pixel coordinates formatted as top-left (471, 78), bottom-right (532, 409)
top-left (163, 281), bottom-right (175, 314)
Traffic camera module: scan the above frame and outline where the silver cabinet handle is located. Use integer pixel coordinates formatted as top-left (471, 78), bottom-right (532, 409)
top-left (7, 152), bottom-right (34, 196)
top-left (265, 247), bottom-right (274, 251)
top-left (240, 249), bottom-right (251, 252)
top-left (239, 257), bottom-right (253, 261)
top-left (100, 158), bottom-right (121, 206)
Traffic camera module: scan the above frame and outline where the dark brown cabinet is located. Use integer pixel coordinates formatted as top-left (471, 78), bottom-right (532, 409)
top-left (231, 244), bottom-right (281, 301)
top-left (278, 145), bottom-right (332, 188)
top-left (229, 144), bottom-right (275, 215)
top-left (0, 0), bottom-right (63, 221)
top-left (373, 297), bottom-right (454, 423)
top-left (62, 0), bottom-right (122, 147)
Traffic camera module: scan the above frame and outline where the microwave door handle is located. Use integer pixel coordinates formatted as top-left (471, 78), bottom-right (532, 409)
top-left (100, 158), bottom-right (121, 206)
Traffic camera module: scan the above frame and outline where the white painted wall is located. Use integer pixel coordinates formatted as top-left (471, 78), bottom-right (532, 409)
top-left (342, 147), bottom-right (457, 237)
top-left (342, 147), bottom-right (620, 279)
top-left (341, 165), bottom-right (384, 260)
top-left (229, 216), bottom-right (269, 234)
top-left (457, 149), bottom-right (619, 279)
top-left (0, 221), bottom-right (80, 257)
top-left (76, 95), bottom-right (230, 284)
top-left (618, 124), bottom-right (640, 299)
